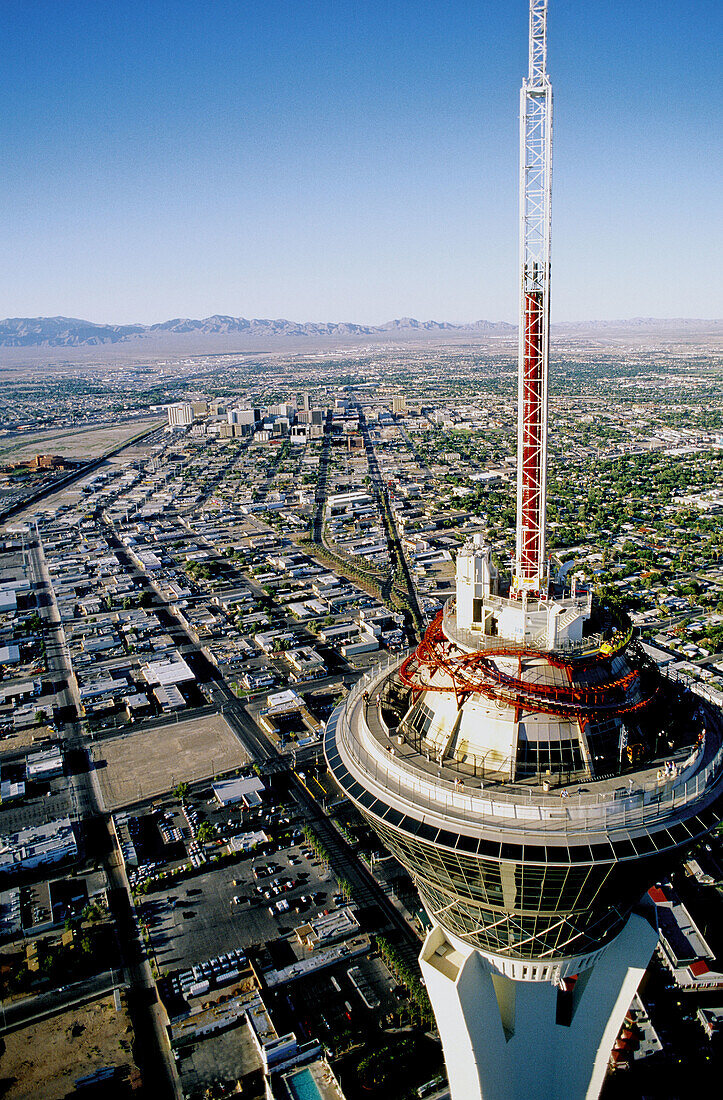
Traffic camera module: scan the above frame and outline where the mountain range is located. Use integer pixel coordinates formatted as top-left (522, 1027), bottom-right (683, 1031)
top-left (0, 315), bottom-right (515, 348)
top-left (0, 314), bottom-right (719, 349)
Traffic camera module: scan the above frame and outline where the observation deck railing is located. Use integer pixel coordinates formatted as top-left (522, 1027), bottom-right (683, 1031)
top-left (328, 653), bottom-right (723, 839)
top-left (441, 600), bottom-right (624, 659)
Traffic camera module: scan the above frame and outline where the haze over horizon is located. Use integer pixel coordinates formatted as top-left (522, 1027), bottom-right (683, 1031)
top-left (1, 0), bottom-right (720, 325)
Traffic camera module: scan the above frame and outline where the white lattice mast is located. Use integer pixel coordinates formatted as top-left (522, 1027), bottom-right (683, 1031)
top-left (514, 0), bottom-right (553, 596)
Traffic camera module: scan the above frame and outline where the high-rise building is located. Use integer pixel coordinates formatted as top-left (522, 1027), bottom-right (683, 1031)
top-left (167, 402), bottom-right (194, 428)
top-left (392, 395), bottom-right (408, 415)
top-left (228, 406), bottom-right (256, 427)
top-left (324, 4), bottom-right (723, 1098)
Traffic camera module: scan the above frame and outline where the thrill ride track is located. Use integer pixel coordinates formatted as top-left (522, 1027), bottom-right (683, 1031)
top-left (399, 611), bottom-right (657, 722)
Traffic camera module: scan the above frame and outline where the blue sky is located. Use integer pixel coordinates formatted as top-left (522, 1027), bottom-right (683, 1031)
top-left (0, 0), bottom-right (720, 324)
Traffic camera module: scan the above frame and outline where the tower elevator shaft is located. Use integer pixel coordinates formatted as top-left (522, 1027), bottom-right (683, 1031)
top-left (519, 287), bottom-right (545, 586)
top-left (514, 0), bottom-right (552, 595)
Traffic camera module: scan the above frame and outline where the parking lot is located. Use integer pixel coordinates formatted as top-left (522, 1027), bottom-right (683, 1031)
top-left (142, 822), bottom-right (346, 978)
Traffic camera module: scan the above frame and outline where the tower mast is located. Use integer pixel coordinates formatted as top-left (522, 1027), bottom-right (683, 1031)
top-left (514, 0), bottom-right (553, 595)
top-left (327, 5), bottom-right (723, 1099)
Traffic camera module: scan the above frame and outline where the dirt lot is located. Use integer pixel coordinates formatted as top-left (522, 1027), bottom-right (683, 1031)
top-left (92, 714), bottom-right (250, 810)
top-left (0, 992), bottom-right (138, 1099)
top-left (0, 419), bottom-right (160, 464)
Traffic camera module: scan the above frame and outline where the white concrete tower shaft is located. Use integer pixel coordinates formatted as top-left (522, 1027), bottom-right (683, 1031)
top-left (515, 0), bottom-right (553, 595)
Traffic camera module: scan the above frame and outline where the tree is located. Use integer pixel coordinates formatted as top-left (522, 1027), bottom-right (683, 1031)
top-left (173, 782), bottom-right (189, 802)
top-left (338, 878), bottom-right (353, 903)
top-left (357, 1049), bottom-right (390, 1090)
top-left (196, 821), bottom-right (215, 843)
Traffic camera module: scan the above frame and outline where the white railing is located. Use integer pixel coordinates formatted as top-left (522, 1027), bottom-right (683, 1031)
top-left (327, 655), bottom-right (723, 838)
top-left (441, 600), bottom-right (603, 657)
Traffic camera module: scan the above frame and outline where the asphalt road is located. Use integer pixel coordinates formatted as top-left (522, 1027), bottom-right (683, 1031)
top-left (356, 405), bottom-right (424, 642)
top-left (311, 409), bottom-right (334, 545)
top-left (290, 778), bottom-right (423, 974)
top-left (0, 970), bottom-right (120, 1034)
top-left (18, 494), bottom-right (425, 1095)
top-left (104, 523), bottom-right (423, 969)
top-left (98, 502), bottom-right (425, 969)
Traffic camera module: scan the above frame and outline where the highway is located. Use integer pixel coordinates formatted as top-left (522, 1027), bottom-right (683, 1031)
top-left (0, 421), bottom-right (164, 524)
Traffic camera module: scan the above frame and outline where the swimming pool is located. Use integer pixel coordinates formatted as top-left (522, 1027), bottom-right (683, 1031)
top-left (285, 1065), bottom-right (326, 1100)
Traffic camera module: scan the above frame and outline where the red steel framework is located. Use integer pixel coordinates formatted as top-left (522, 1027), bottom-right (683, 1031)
top-left (396, 4), bottom-right (658, 732)
top-left (519, 288), bottom-right (546, 587)
top-left (399, 613), bottom-right (656, 722)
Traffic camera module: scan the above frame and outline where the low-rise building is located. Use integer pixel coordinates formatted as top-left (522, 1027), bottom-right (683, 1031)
top-left (26, 744), bottom-right (64, 782)
top-left (697, 1005), bottom-right (723, 1041)
top-left (140, 653), bottom-right (195, 686)
top-left (294, 907), bottom-right (360, 950)
top-left (285, 646), bottom-right (326, 681)
top-left (0, 817), bottom-right (77, 875)
top-left (213, 775), bottom-right (265, 809)
top-left (153, 683), bottom-right (186, 710)
top-left (650, 884), bottom-right (723, 991)
top-left (0, 886), bottom-right (22, 940)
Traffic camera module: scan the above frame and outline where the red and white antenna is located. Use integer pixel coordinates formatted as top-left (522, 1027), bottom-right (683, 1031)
top-left (514, 0), bottom-right (553, 596)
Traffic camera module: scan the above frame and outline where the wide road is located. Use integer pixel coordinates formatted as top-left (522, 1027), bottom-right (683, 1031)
top-left (356, 405), bottom-right (424, 642)
top-left (290, 778), bottom-right (423, 974)
top-left (199, 677), bottom-right (424, 971)
top-left (311, 408), bottom-right (334, 545)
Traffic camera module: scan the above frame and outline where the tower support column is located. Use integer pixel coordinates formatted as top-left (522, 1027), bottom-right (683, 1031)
top-left (419, 913), bottom-right (658, 1100)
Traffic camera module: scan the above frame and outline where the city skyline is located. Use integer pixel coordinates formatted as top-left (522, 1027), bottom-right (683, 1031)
top-left (1, 0), bottom-right (720, 325)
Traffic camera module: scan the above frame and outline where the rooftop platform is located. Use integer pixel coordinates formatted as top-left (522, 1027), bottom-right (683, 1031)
top-left (329, 655), bottom-right (723, 846)
top-left (442, 601), bottom-right (629, 662)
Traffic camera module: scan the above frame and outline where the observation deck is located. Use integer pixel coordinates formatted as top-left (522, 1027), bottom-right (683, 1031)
top-left (324, 545), bottom-right (723, 964)
top-left (327, 653), bottom-right (723, 849)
